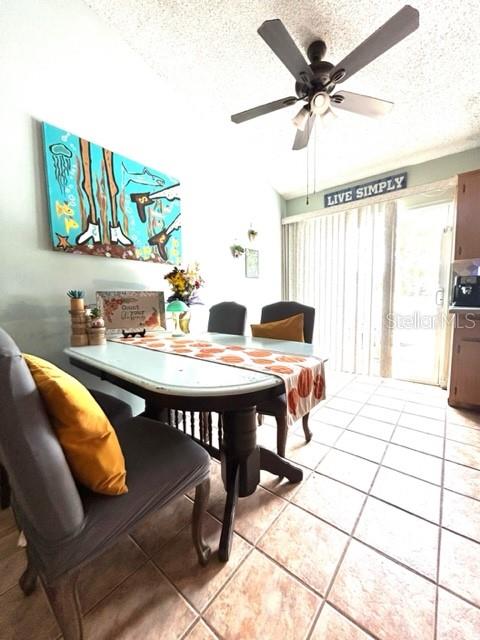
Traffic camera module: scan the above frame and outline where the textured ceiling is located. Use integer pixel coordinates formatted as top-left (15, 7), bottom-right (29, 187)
top-left (84, 0), bottom-right (480, 199)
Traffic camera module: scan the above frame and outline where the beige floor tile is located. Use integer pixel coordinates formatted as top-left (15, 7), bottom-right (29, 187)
top-left (443, 490), bottom-right (480, 542)
top-left (131, 494), bottom-right (195, 557)
top-left (391, 427), bottom-right (443, 457)
top-left (447, 407), bottom-right (480, 428)
top-left (316, 449), bottom-right (378, 492)
top-left (335, 430), bottom-right (387, 463)
top-left (446, 423), bottom-right (480, 448)
top-left (358, 405), bottom-right (400, 425)
top-left (329, 540), bottom-right (436, 640)
top-left (398, 412), bottom-right (445, 436)
top-left (437, 587), bottom-right (480, 640)
top-left (0, 508), bottom-right (17, 538)
top-left (374, 387), bottom-right (412, 401)
top-left (337, 389), bottom-right (372, 403)
top-left (347, 416), bottom-right (395, 440)
top-left (444, 460), bottom-right (480, 499)
top-left (310, 603), bottom-right (374, 639)
top-left (445, 440), bottom-right (480, 470)
top-left (83, 562), bottom-right (196, 640)
top-left (208, 483), bottom-right (287, 545)
top-left (440, 529), bottom-right (480, 606)
top-left (258, 503), bottom-right (348, 595)
top-left (285, 436), bottom-right (329, 469)
top-left (383, 443), bottom-right (442, 484)
top-left (0, 530), bottom-right (26, 597)
top-left (155, 514), bottom-right (251, 611)
top-left (184, 619), bottom-right (218, 639)
top-left (78, 535), bottom-right (147, 614)
top-left (311, 407), bottom-right (354, 428)
top-left (367, 395), bottom-right (405, 411)
top-left (0, 583), bottom-right (59, 640)
top-left (355, 498), bottom-right (438, 579)
top-left (371, 466), bottom-right (440, 522)
top-left (298, 421), bottom-right (344, 446)
top-left (292, 473), bottom-right (365, 533)
top-left (326, 397), bottom-right (363, 414)
top-left (403, 402), bottom-right (445, 422)
top-left (204, 549), bottom-right (319, 640)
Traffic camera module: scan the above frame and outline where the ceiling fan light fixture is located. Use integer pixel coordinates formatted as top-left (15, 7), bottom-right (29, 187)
top-left (311, 92), bottom-right (331, 115)
top-left (292, 105), bottom-right (310, 131)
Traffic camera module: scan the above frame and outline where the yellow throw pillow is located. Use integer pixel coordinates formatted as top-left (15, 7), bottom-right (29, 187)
top-left (251, 313), bottom-right (305, 342)
top-left (23, 354), bottom-right (128, 495)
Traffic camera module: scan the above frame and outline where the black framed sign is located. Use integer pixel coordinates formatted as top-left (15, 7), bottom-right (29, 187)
top-left (324, 172), bottom-right (408, 208)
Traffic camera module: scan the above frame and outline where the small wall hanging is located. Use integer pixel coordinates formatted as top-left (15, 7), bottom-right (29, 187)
top-left (245, 249), bottom-right (259, 278)
top-left (230, 243), bottom-right (245, 258)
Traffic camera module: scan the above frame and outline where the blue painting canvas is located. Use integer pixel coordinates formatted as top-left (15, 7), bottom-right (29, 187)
top-left (42, 122), bottom-right (181, 263)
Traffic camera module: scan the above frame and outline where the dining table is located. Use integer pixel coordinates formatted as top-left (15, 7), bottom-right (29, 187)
top-left (65, 332), bottom-right (325, 561)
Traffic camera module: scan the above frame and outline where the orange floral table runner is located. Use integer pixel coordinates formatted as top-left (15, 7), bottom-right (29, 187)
top-left (111, 335), bottom-right (326, 425)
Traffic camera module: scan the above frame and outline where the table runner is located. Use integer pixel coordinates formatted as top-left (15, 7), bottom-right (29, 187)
top-left (111, 335), bottom-right (326, 425)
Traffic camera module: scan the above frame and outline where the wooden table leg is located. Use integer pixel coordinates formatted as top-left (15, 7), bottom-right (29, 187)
top-left (259, 447), bottom-right (303, 483)
top-left (219, 407), bottom-right (258, 561)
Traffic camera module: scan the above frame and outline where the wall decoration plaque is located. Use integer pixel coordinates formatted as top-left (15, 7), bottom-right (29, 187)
top-left (96, 291), bottom-right (166, 334)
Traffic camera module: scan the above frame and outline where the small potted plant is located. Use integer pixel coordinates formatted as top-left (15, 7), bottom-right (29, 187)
top-left (247, 227), bottom-right (258, 242)
top-left (89, 307), bottom-right (105, 328)
top-left (67, 290), bottom-right (85, 312)
top-left (87, 307), bottom-right (107, 345)
top-left (230, 243), bottom-right (245, 258)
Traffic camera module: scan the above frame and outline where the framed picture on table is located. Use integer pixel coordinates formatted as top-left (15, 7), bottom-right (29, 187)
top-left (96, 291), bottom-right (166, 335)
top-left (245, 249), bottom-right (259, 278)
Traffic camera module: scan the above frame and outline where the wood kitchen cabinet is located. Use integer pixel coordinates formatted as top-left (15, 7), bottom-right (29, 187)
top-left (449, 313), bottom-right (480, 408)
top-left (454, 169), bottom-right (480, 260)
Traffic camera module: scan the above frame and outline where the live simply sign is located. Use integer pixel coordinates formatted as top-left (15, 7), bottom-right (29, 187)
top-left (324, 172), bottom-right (408, 208)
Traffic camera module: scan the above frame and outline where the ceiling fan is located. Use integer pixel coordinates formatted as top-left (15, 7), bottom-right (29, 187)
top-left (231, 5), bottom-right (419, 150)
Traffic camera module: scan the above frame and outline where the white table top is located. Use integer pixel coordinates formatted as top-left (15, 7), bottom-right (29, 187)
top-left (65, 333), bottom-right (321, 398)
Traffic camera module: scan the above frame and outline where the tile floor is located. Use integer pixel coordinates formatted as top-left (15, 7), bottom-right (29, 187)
top-left (2, 372), bottom-right (480, 639)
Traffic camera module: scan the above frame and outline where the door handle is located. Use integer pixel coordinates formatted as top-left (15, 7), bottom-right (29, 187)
top-left (436, 288), bottom-right (444, 306)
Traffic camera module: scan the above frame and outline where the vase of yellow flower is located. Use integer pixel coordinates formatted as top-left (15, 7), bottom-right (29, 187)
top-left (164, 263), bottom-right (204, 334)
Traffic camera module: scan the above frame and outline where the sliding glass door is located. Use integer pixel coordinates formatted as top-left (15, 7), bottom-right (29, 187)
top-left (389, 199), bottom-right (453, 385)
top-left (283, 195), bottom-right (454, 385)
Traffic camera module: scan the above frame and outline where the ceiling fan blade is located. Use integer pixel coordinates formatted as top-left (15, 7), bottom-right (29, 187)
top-left (258, 19), bottom-right (313, 84)
top-left (231, 96), bottom-right (298, 124)
top-left (293, 113), bottom-right (315, 150)
top-left (331, 91), bottom-right (393, 117)
top-left (330, 5), bottom-right (419, 84)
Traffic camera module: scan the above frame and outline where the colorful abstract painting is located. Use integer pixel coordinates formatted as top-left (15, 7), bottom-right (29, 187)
top-left (42, 122), bottom-right (181, 263)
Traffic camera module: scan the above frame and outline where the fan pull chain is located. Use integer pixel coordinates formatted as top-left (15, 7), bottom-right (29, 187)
top-left (313, 117), bottom-right (317, 195)
top-left (305, 125), bottom-right (310, 205)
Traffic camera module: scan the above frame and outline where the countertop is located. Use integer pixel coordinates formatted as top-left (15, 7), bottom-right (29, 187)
top-left (448, 306), bottom-right (480, 313)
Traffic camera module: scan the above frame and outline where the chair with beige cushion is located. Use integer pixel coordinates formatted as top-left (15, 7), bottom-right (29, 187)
top-left (255, 301), bottom-right (316, 457)
top-left (0, 328), bottom-right (211, 640)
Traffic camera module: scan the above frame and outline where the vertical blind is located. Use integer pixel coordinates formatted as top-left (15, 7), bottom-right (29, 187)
top-left (283, 202), bottom-right (394, 375)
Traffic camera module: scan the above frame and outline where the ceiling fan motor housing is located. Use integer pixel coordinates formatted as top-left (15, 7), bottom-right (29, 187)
top-left (295, 39), bottom-right (336, 98)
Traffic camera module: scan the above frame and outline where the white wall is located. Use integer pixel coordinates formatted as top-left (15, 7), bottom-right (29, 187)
top-left (0, 0), bottom-right (282, 409)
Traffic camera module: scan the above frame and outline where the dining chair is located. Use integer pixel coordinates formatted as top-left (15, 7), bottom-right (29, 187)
top-left (256, 301), bottom-right (316, 457)
top-left (0, 387), bottom-right (134, 511)
top-left (0, 328), bottom-right (211, 640)
top-left (207, 301), bottom-right (247, 335)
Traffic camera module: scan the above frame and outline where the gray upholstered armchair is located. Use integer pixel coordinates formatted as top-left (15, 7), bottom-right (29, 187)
top-left (0, 328), bottom-right (211, 640)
